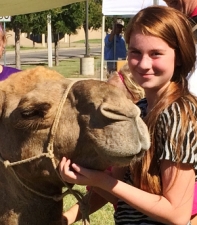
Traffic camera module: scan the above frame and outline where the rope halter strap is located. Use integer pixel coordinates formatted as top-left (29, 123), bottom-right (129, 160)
top-left (0, 79), bottom-right (91, 224)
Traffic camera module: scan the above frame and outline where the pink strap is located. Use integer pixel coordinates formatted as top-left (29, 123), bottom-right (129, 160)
top-left (190, 7), bottom-right (197, 17)
top-left (192, 182), bottom-right (197, 215)
top-left (118, 72), bottom-right (124, 82)
top-left (118, 72), bottom-right (135, 99)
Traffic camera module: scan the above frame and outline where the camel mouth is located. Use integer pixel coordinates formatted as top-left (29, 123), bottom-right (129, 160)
top-left (135, 149), bottom-right (145, 158)
top-left (104, 149), bottom-right (146, 168)
top-left (127, 149), bottom-right (145, 161)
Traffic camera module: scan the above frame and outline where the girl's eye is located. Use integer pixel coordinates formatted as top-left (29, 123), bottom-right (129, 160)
top-left (152, 52), bottom-right (162, 56)
top-left (129, 50), bottom-right (140, 55)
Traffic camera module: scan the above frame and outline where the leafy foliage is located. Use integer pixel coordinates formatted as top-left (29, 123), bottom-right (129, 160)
top-left (6, 15), bottom-right (30, 33)
top-left (61, 3), bottom-right (84, 35)
top-left (88, 0), bottom-right (102, 30)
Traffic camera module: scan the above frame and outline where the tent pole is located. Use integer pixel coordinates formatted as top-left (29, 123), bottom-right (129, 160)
top-left (47, 14), bottom-right (53, 68)
top-left (3, 22), bottom-right (6, 65)
top-left (100, 15), bottom-right (105, 81)
top-left (153, 0), bottom-right (159, 4)
top-left (85, 0), bottom-right (89, 56)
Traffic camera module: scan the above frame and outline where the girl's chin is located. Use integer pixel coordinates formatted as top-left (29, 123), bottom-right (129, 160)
top-left (139, 83), bottom-right (153, 89)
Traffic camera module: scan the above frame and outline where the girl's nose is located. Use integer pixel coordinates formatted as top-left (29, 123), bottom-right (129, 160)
top-left (138, 55), bottom-right (152, 70)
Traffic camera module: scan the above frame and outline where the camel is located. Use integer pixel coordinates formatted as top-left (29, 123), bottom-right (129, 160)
top-left (0, 66), bottom-right (150, 225)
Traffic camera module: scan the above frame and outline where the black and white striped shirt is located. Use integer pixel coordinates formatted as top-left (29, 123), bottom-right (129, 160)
top-left (114, 98), bottom-right (197, 225)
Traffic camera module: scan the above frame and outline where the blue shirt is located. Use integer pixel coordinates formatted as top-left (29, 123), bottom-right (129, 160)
top-left (104, 34), bottom-right (127, 60)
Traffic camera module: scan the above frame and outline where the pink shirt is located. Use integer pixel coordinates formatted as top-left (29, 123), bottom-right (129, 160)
top-left (190, 7), bottom-right (197, 17)
top-left (189, 7), bottom-right (197, 216)
top-left (118, 72), bottom-right (134, 99)
top-left (192, 182), bottom-right (197, 215)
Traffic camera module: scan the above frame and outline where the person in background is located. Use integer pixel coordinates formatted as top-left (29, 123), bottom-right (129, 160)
top-left (163, 1), bottom-right (197, 224)
top-left (0, 24), bottom-right (20, 81)
top-left (61, 62), bottom-right (145, 225)
top-left (59, 6), bottom-right (197, 225)
top-left (163, 0), bottom-right (197, 97)
top-left (163, 0), bottom-right (197, 24)
top-left (104, 19), bottom-right (127, 74)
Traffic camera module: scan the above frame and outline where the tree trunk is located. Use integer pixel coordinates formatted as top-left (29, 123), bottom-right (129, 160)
top-left (15, 27), bottom-right (21, 69)
top-left (32, 34), bottom-right (35, 48)
top-left (54, 33), bottom-right (59, 66)
top-left (69, 34), bottom-right (71, 48)
top-left (83, 23), bottom-right (90, 56)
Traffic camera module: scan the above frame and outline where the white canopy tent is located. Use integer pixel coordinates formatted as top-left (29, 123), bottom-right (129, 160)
top-left (102, 0), bottom-right (167, 17)
top-left (100, 0), bottom-right (167, 80)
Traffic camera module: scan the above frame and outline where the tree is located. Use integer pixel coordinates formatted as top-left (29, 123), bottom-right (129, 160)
top-left (7, 15), bottom-right (30, 69)
top-left (28, 11), bottom-right (48, 48)
top-left (51, 5), bottom-right (84, 65)
top-left (6, 1), bottom-right (104, 68)
top-left (88, 0), bottom-right (102, 30)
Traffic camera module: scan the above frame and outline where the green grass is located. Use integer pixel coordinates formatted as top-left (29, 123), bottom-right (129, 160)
top-left (21, 57), bottom-right (102, 78)
top-left (5, 46), bottom-right (46, 51)
top-left (63, 185), bottom-right (114, 225)
top-left (22, 61), bottom-right (80, 78)
top-left (6, 39), bottom-right (101, 51)
top-left (73, 39), bottom-right (101, 44)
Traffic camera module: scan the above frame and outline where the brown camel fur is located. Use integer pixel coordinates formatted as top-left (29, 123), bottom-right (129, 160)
top-left (0, 66), bottom-right (150, 225)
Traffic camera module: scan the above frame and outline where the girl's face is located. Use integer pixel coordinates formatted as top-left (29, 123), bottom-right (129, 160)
top-left (127, 30), bottom-right (176, 95)
top-left (0, 39), bottom-right (5, 58)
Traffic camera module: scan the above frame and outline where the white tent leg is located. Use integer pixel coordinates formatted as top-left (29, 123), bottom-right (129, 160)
top-left (47, 14), bottom-right (53, 68)
top-left (100, 15), bottom-right (105, 81)
top-left (153, 0), bottom-right (159, 4)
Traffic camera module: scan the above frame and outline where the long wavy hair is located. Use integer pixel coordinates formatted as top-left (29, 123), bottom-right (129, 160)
top-left (125, 6), bottom-right (197, 194)
top-left (0, 24), bottom-right (6, 58)
top-left (108, 63), bottom-right (145, 102)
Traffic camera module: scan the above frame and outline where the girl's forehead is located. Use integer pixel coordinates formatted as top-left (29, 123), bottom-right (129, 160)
top-left (129, 32), bottom-right (159, 42)
top-left (129, 33), bottom-right (170, 51)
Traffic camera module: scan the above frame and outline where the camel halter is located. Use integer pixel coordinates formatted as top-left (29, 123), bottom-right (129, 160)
top-left (0, 80), bottom-right (91, 225)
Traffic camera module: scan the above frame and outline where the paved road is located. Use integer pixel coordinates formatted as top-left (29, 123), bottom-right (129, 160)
top-left (0, 47), bottom-right (101, 65)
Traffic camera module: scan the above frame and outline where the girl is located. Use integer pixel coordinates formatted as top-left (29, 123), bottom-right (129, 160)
top-left (0, 24), bottom-right (20, 81)
top-left (59, 6), bottom-right (197, 225)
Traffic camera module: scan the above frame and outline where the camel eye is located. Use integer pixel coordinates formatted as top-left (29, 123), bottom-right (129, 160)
top-left (21, 109), bottom-right (45, 119)
top-left (20, 103), bottom-right (51, 119)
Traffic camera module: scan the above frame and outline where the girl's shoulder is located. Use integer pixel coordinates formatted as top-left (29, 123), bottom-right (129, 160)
top-left (155, 99), bottom-right (197, 173)
top-left (161, 98), bottom-right (197, 118)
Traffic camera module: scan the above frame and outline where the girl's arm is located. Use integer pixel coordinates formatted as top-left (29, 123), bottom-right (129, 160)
top-left (62, 166), bottom-right (127, 224)
top-left (62, 191), bottom-right (109, 225)
top-left (59, 157), bottom-right (195, 225)
top-left (92, 166), bottom-right (128, 205)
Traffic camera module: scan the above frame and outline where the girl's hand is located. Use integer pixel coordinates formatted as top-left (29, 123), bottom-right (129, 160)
top-left (58, 157), bottom-right (107, 187)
